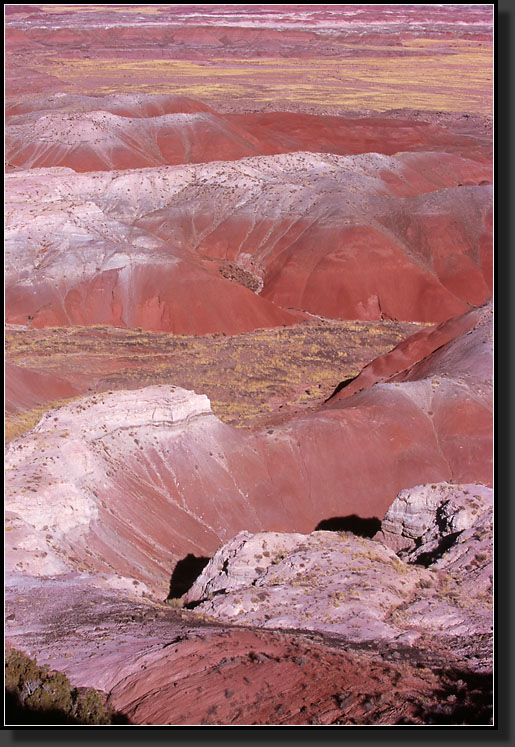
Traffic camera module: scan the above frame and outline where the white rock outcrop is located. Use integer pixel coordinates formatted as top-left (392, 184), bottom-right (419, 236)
top-left (376, 482), bottom-right (492, 560)
top-left (5, 386), bottom-right (216, 582)
top-left (181, 483), bottom-right (492, 652)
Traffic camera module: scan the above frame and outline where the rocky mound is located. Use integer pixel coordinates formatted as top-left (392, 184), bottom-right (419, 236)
top-left (6, 110), bottom-right (266, 171)
top-left (6, 574), bottom-right (490, 726)
top-left (182, 483), bottom-right (492, 661)
top-left (5, 165), bottom-right (310, 335)
top-left (5, 480), bottom-right (492, 725)
top-left (5, 92), bottom-right (215, 119)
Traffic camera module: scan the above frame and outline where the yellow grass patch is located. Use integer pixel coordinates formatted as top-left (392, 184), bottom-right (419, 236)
top-left (5, 319), bottom-right (425, 437)
top-left (43, 47), bottom-right (492, 114)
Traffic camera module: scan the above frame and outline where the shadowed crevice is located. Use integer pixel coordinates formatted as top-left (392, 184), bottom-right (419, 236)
top-left (324, 375), bottom-right (358, 402)
top-left (167, 553), bottom-right (210, 599)
top-left (315, 515), bottom-right (381, 538)
top-left (395, 669), bottom-right (493, 725)
top-left (413, 530), bottom-right (463, 568)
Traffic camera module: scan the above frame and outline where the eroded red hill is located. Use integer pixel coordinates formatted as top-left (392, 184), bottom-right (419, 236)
top-left (6, 156), bottom-right (491, 334)
top-left (6, 96), bottom-right (492, 171)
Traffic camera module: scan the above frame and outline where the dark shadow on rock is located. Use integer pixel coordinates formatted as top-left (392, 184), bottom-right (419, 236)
top-left (167, 553), bottom-right (210, 599)
top-left (315, 515), bottom-right (381, 538)
top-left (395, 668), bottom-right (493, 725)
top-left (324, 375), bottom-right (357, 402)
top-left (414, 530), bottom-right (462, 567)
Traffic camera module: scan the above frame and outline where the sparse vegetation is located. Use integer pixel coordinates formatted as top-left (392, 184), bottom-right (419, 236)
top-left (43, 44), bottom-right (493, 116)
top-left (390, 557), bottom-right (409, 575)
top-left (5, 648), bottom-right (125, 725)
top-left (5, 319), bottom-right (422, 439)
top-left (165, 597), bottom-right (185, 609)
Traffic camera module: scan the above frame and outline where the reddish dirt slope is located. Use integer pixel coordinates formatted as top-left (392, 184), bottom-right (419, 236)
top-left (328, 306), bottom-right (484, 402)
top-left (17, 262), bottom-right (304, 335)
top-left (6, 110), bottom-right (266, 171)
top-left (136, 161), bottom-right (492, 323)
top-left (6, 574), bottom-right (490, 726)
top-left (226, 112), bottom-right (492, 163)
top-left (327, 303), bottom-right (493, 486)
top-left (5, 157), bottom-right (491, 331)
top-left (4, 361), bottom-right (80, 415)
top-left (6, 97), bottom-right (492, 172)
top-left (5, 93), bottom-right (215, 119)
top-left (107, 627), bottom-right (447, 726)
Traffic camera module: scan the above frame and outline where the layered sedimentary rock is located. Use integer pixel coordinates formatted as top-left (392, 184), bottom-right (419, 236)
top-left (225, 111), bottom-right (492, 163)
top-left (5, 479), bottom-right (492, 725)
top-left (326, 302), bottom-right (493, 486)
top-left (5, 360), bottom-right (80, 415)
top-left (327, 306), bottom-right (485, 400)
top-left (377, 482), bottom-right (493, 582)
top-left (6, 110), bottom-right (266, 171)
top-left (5, 93), bottom-right (215, 119)
top-left (5, 152), bottom-right (492, 332)
top-left (7, 573), bottom-right (489, 726)
top-left (4, 3), bottom-right (493, 726)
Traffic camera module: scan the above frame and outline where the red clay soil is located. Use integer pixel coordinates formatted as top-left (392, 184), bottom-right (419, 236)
top-left (4, 361), bottom-right (80, 415)
top-left (225, 112), bottom-right (492, 163)
top-left (326, 303), bottom-right (493, 487)
top-left (104, 404), bottom-right (447, 580)
top-left (106, 627), bottom-right (450, 726)
top-left (5, 574), bottom-right (491, 726)
top-left (6, 260), bottom-right (306, 336)
top-left (328, 306), bottom-right (484, 402)
top-left (257, 186), bottom-right (492, 321)
top-left (128, 156), bottom-right (491, 325)
top-left (4, 5), bottom-right (493, 62)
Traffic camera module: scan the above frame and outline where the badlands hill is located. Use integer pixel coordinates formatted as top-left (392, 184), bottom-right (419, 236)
top-left (6, 93), bottom-right (492, 171)
top-left (5, 300), bottom-right (492, 723)
top-left (6, 304), bottom-right (492, 598)
top-left (5, 3), bottom-right (493, 726)
top-left (6, 151), bottom-right (491, 333)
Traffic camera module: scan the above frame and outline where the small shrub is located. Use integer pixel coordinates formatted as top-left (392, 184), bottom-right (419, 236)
top-left (165, 597), bottom-right (184, 608)
top-left (5, 649), bottom-right (122, 725)
top-left (390, 557), bottom-right (409, 575)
